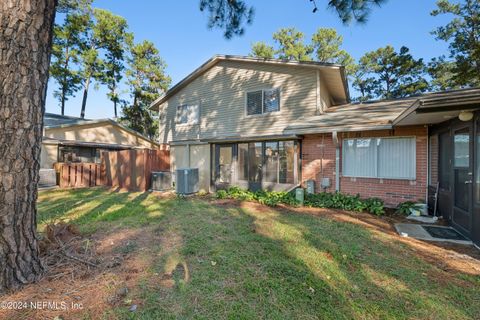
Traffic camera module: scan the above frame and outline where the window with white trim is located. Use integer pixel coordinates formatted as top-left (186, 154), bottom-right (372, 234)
top-left (246, 88), bottom-right (280, 115)
top-left (343, 137), bottom-right (416, 179)
top-left (176, 105), bottom-right (199, 125)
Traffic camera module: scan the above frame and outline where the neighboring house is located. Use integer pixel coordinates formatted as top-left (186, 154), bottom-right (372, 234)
top-left (41, 113), bottom-right (160, 169)
top-left (151, 55), bottom-right (480, 246)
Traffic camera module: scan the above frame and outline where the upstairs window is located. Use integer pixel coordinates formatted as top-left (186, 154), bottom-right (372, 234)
top-left (176, 105), bottom-right (199, 125)
top-left (246, 88), bottom-right (280, 115)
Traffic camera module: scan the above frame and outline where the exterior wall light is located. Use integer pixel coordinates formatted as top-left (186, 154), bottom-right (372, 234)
top-left (459, 110), bottom-right (474, 122)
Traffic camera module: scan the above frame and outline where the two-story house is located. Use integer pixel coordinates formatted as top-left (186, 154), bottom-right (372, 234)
top-left (152, 55), bottom-right (480, 246)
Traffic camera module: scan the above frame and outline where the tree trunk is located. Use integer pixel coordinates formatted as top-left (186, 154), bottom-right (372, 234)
top-left (61, 86), bottom-right (66, 115)
top-left (80, 76), bottom-right (90, 119)
top-left (0, 0), bottom-right (56, 293)
top-left (114, 100), bottom-right (118, 118)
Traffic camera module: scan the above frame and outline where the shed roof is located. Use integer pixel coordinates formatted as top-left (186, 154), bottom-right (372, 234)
top-left (43, 113), bottom-right (159, 146)
top-left (44, 113), bottom-right (93, 127)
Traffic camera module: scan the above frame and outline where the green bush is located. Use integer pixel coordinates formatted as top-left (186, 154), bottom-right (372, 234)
top-left (363, 197), bottom-right (385, 216)
top-left (396, 201), bottom-right (426, 216)
top-left (214, 187), bottom-right (299, 207)
top-left (215, 190), bottom-right (228, 199)
top-left (214, 187), bottom-right (385, 215)
top-left (305, 192), bottom-right (385, 215)
top-left (396, 201), bottom-right (416, 215)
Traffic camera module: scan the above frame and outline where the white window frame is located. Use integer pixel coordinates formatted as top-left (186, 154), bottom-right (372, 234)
top-left (342, 136), bottom-right (416, 180)
top-left (176, 104), bottom-right (200, 125)
top-left (245, 88), bottom-right (281, 117)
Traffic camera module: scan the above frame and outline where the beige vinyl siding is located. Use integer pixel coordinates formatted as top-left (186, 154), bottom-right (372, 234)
top-left (320, 78), bottom-right (332, 110)
top-left (159, 60), bottom-right (327, 143)
top-left (170, 144), bottom-right (211, 192)
top-left (40, 143), bottom-right (58, 168)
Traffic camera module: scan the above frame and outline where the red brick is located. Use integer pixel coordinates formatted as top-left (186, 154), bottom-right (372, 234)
top-left (301, 126), bottom-right (428, 207)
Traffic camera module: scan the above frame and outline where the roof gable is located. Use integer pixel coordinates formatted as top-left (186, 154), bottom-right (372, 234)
top-left (150, 55), bottom-right (350, 109)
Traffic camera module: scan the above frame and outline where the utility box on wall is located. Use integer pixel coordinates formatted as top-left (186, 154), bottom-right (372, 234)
top-left (306, 180), bottom-right (315, 194)
top-left (321, 178), bottom-right (331, 191)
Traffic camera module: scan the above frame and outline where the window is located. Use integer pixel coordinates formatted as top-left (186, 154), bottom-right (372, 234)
top-left (279, 141), bottom-right (295, 184)
top-left (58, 146), bottom-right (102, 163)
top-left (246, 88), bottom-right (280, 115)
top-left (264, 142), bottom-right (279, 183)
top-left (248, 142), bottom-right (263, 182)
top-left (176, 105), bottom-right (199, 125)
top-left (343, 137), bottom-right (416, 179)
top-left (238, 143), bottom-right (249, 181)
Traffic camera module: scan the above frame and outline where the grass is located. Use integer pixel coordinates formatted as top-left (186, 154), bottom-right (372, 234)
top-left (36, 187), bottom-right (480, 319)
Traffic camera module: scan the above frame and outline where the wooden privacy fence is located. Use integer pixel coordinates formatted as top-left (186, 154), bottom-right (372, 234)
top-left (55, 149), bottom-right (170, 191)
top-left (54, 162), bottom-right (104, 188)
top-left (102, 149), bottom-right (170, 191)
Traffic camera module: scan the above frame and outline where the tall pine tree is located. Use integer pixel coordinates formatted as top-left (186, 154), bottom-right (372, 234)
top-left (122, 40), bottom-right (171, 139)
top-left (50, 0), bottom-right (91, 115)
top-left (431, 0), bottom-right (480, 87)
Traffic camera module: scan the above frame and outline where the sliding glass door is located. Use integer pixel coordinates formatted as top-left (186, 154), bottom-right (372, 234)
top-left (233, 140), bottom-right (299, 191)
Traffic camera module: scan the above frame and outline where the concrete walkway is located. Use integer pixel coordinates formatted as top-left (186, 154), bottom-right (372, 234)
top-left (394, 223), bottom-right (472, 245)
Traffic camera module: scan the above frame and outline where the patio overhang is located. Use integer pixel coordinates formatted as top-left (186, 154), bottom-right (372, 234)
top-left (42, 138), bottom-right (140, 150)
top-left (202, 134), bottom-right (302, 144)
top-left (393, 88), bottom-right (480, 126)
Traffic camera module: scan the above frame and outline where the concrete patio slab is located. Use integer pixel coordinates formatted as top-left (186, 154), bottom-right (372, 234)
top-left (406, 215), bottom-right (439, 224)
top-left (394, 223), bottom-right (473, 245)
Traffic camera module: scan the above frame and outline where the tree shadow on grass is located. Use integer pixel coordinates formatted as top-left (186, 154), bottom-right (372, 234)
top-left (34, 192), bottom-right (480, 319)
top-left (240, 204), bottom-right (480, 319)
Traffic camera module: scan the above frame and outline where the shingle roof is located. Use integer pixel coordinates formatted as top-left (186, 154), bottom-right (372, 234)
top-left (43, 113), bottom-right (160, 146)
top-left (43, 113), bottom-right (94, 127)
top-left (285, 88), bottom-right (480, 134)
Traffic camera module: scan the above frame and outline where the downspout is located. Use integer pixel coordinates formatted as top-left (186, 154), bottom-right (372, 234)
top-left (333, 131), bottom-right (340, 192)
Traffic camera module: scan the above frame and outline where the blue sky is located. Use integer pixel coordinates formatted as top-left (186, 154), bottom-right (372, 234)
top-left (45, 0), bottom-right (452, 119)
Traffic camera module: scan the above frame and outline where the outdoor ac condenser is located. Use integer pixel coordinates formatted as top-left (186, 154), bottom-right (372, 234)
top-left (39, 169), bottom-right (57, 187)
top-left (175, 168), bottom-right (199, 194)
top-left (151, 171), bottom-right (173, 191)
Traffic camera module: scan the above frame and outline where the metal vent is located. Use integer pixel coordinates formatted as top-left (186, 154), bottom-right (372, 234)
top-left (175, 168), bottom-right (199, 194)
top-left (151, 171), bottom-right (172, 191)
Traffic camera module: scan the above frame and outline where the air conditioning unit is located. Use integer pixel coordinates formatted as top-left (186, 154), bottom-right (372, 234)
top-left (39, 169), bottom-right (56, 187)
top-left (151, 171), bottom-right (172, 191)
top-left (175, 168), bottom-right (199, 194)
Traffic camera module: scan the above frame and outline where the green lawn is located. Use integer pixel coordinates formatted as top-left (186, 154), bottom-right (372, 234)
top-left (36, 187), bottom-right (480, 320)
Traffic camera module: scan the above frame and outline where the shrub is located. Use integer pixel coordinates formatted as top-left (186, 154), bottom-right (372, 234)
top-left (215, 190), bottom-right (228, 199)
top-left (396, 201), bottom-right (427, 216)
top-left (214, 188), bottom-right (385, 215)
top-left (305, 192), bottom-right (385, 215)
top-left (363, 197), bottom-right (385, 216)
top-left (396, 201), bottom-right (416, 215)
top-left (214, 187), bottom-right (299, 207)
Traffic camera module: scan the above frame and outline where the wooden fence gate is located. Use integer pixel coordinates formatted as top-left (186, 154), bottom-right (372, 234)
top-left (54, 162), bottom-right (104, 188)
top-left (55, 149), bottom-right (170, 191)
top-left (102, 149), bottom-right (170, 191)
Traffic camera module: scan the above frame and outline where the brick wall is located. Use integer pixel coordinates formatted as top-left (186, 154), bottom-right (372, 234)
top-left (301, 126), bottom-right (428, 207)
top-left (302, 133), bottom-right (338, 192)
